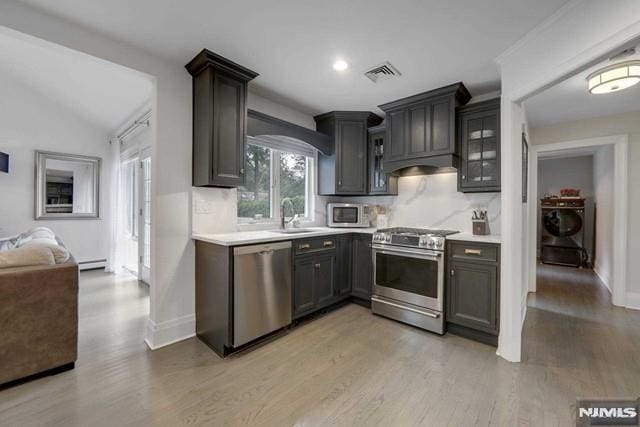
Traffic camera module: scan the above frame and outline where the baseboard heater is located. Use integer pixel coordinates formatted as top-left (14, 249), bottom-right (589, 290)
top-left (78, 259), bottom-right (107, 271)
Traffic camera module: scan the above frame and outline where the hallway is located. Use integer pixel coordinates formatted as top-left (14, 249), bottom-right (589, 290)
top-left (523, 264), bottom-right (640, 397)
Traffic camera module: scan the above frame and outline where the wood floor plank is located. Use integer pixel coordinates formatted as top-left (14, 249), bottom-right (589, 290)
top-left (1, 264), bottom-right (639, 426)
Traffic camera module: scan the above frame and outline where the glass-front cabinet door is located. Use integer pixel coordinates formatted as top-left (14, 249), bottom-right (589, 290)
top-left (368, 126), bottom-right (398, 195)
top-left (458, 99), bottom-right (501, 193)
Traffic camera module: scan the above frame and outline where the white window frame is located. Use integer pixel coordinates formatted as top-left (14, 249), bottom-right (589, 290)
top-left (238, 144), bottom-right (315, 225)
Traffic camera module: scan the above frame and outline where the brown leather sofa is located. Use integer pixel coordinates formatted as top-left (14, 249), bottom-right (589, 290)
top-left (0, 257), bottom-right (78, 386)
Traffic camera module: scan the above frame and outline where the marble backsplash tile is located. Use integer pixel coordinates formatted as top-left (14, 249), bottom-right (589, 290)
top-left (192, 172), bottom-right (501, 236)
top-left (332, 173), bottom-right (501, 235)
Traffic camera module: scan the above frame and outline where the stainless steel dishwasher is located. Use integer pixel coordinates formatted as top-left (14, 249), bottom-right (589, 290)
top-left (233, 241), bottom-right (292, 347)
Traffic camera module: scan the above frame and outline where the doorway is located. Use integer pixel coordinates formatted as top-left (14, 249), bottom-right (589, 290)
top-left (115, 114), bottom-right (152, 285)
top-left (527, 136), bottom-right (628, 306)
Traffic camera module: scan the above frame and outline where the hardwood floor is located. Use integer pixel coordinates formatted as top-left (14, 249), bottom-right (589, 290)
top-left (1, 265), bottom-right (639, 426)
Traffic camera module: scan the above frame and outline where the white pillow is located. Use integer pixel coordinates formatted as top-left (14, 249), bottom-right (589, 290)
top-left (0, 245), bottom-right (56, 268)
top-left (21, 238), bottom-right (70, 264)
top-left (17, 227), bottom-right (57, 246)
top-left (0, 235), bottom-right (20, 251)
top-left (27, 227), bottom-right (56, 240)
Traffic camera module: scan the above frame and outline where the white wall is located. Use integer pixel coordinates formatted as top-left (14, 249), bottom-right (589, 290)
top-left (335, 173), bottom-right (501, 234)
top-left (537, 155), bottom-right (595, 262)
top-left (0, 2), bottom-right (194, 349)
top-left (593, 146), bottom-right (614, 290)
top-left (497, 0), bottom-right (640, 362)
top-left (498, 0), bottom-right (640, 101)
top-left (0, 70), bottom-right (111, 264)
top-left (530, 110), bottom-right (640, 302)
top-left (192, 90), bottom-right (324, 235)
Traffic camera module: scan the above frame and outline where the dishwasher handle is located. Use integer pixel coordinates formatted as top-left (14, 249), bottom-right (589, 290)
top-left (233, 241), bottom-right (292, 256)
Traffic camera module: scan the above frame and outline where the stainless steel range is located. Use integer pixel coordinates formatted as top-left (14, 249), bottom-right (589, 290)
top-left (371, 227), bottom-right (459, 334)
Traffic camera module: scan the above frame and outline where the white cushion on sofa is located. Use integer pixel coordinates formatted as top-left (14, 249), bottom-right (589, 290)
top-left (20, 238), bottom-right (70, 264)
top-left (0, 245), bottom-right (56, 268)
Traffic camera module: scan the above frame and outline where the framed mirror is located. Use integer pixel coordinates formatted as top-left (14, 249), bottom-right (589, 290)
top-left (35, 151), bottom-right (101, 219)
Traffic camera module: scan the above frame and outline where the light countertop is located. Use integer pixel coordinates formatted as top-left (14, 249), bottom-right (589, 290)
top-left (446, 233), bottom-right (501, 244)
top-left (193, 227), bottom-right (377, 246)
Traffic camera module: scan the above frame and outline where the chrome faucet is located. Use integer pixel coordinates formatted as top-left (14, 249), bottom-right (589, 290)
top-left (280, 197), bottom-right (295, 230)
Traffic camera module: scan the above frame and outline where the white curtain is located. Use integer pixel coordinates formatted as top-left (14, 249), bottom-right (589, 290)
top-left (105, 138), bottom-right (124, 274)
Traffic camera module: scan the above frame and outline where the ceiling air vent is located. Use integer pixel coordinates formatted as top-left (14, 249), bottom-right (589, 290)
top-left (364, 61), bottom-right (401, 83)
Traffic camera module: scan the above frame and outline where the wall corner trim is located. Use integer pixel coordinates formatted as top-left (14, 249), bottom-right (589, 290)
top-left (145, 314), bottom-right (195, 350)
top-left (626, 292), bottom-right (640, 311)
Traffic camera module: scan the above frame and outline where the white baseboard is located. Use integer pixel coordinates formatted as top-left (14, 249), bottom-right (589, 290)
top-left (593, 263), bottom-right (612, 293)
top-left (521, 293), bottom-right (528, 329)
top-left (145, 314), bottom-right (195, 350)
top-left (626, 292), bottom-right (640, 311)
top-left (78, 259), bottom-right (107, 271)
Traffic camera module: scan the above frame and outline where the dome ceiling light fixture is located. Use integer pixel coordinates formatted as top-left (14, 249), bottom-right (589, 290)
top-left (587, 60), bottom-right (640, 94)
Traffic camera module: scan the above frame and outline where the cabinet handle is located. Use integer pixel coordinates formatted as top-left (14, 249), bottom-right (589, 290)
top-left (451, 269), bottom-right (455, 276)
top-left (461, 175), bottom-right (466, 180)
top-left (314, 263), bottom-right (321, 269)
top-left (323, 240), bottom-right (334, 247)
top-left (298, 243), bottom-right (311, 250)
top-left (464, 248), bottom-right (482, 255)
top-left (338, 180), bottom-right (342, 186)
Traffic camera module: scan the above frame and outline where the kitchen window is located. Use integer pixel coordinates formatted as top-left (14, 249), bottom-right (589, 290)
top-left (237, 136), bottom-right (315, 223)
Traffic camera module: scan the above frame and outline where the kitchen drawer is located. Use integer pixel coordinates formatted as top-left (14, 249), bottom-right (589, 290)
top-left (448, 242), bottom-right (498, 263)
top-left (294, 237), bottom-right (337, 256)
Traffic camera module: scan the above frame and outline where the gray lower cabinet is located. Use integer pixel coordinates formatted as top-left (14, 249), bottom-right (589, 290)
top-left (293, 258), bottom-right (316, 316)
top-left (351, 234), bottom-right (373, 300)
top-left (446, 241), bottom-right (500, 346)
top-left (293, 233), bottom-right (373, 318)
top-left (293, 254), bottom-right (337, 318)
top-left (336, 235), bottom-right (353, 297)
top-left (293, 237), bottom-right (338, 319)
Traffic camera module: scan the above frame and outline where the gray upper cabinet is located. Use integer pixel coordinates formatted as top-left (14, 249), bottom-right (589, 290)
top-left (379, 83), bottom-right (471, 173)
top-left (457, 98), bottom-right (501, 193)
top-left (186, 49), bottom-right (258, 187)
top-left (315, 111), bottom-right (383, 195)
top-left (368, 125), bottom-right (398, 195)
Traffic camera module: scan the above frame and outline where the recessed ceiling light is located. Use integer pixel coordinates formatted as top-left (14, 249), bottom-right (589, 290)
top-left (587, 60), bottom-right (640, 94)
top-left (333, 60), bottom-right (348, 71)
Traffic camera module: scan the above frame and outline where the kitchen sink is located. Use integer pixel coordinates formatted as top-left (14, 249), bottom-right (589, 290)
top-left (269, 228), bottom-right (315, 234)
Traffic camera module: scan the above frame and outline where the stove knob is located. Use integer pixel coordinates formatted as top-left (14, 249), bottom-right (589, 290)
top-left (436, 240), bottom-right (444, 249)
top-left (385, 235), bottom-right (391, 242)
top-left (427, 240), bottom-right (435, 248)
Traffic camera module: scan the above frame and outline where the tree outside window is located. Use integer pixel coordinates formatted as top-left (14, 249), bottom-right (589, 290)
top-left (237, 143), bottom-right (313, 221)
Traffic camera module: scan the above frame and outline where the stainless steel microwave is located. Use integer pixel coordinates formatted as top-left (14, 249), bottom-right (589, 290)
top-left (327, 203), bottom-right (371, 228)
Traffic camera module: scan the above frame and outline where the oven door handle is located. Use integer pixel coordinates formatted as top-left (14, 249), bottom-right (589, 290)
top-left (371, 296), bottom-right (440, 318)
top-left (372, 246), bottom-right (442, 260)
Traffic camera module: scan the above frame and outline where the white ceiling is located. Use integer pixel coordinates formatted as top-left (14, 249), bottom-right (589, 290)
top-left (0, 29), bottom-right (153, 132)
top-left (526, 48), bottom-right (640, 128)
top-left (15, 0), bottom-right (568, 115)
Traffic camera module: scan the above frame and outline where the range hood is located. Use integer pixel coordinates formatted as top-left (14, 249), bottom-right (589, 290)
top-left (383, 151), bottom-right (461, 177)
top-left (378, 82), bottom-right (470, 175)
